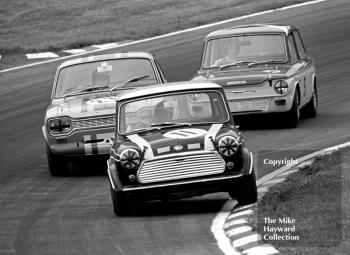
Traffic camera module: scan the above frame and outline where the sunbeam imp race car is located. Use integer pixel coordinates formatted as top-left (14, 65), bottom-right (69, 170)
top-left (42, 52), bottom-right (167, 176)
top-left (107, 81), bottom-right (257, 216)
top-left (193, 24), bottom-right (318, 127)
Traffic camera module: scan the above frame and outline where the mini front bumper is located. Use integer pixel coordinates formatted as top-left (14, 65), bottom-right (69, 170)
top-left (107, 151), bottom-right (253, 201)
top-left (115, 174), bottom-right (248, 201)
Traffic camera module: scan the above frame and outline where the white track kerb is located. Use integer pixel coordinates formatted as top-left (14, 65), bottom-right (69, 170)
top-left (212, 141), bottom-right (350, 255)
top-left (0, 0), bottom-right (327, 74)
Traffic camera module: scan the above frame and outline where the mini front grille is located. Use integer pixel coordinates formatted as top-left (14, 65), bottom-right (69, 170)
top-left (72, 116), bottom-right (115, 130)
top-left (138, 151), bottom-right (226, 184)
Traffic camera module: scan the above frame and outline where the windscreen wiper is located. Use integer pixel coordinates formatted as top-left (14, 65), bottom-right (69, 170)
top-left (63, 86), bottom-right (109, 98)
top-left (109, 75), bottom-right (150, 94)
top-left (126, 126), bottom-right (162, 135)
top-left (220, 61), bottom-right (254, 70)
top-left (248, 60), bottom-right (285, 68)
top-left (150, 122), bottom-right (192, 128)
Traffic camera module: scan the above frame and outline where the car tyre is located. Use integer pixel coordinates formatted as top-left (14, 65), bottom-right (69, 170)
top-left (285, 91), bottom-right (300, 128)
top-left (46, 144), bottom-right (69, 176)
top-left (303, 84), bottom-right (318, 118)
top-left (110, 185), bottom-right (131, 216)
top-left (229, 169), bottom-right (257, 206)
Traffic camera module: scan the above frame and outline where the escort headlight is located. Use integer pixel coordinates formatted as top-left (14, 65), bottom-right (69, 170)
top-left (47, 118), bottom-right (72, 135)
top-left (217, 136), bottom-right (239, 156)
top-left (273, 80), bottom-right (289, 94)
top-left (120, 148), bottom-right (141, 169)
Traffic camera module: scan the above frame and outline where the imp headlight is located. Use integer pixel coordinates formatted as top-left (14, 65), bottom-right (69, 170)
top-left (47, 117), bottom-right (72, 135)
top-left (273, 80), bottom-right (289, 94)
top-left (217, 136), bottom-right (239, 156)
top-left (120, 148), bottom-right (141, 169)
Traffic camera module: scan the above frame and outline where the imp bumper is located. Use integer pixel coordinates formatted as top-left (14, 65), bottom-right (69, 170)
top-left (225, 93), bottom-right (294, 115)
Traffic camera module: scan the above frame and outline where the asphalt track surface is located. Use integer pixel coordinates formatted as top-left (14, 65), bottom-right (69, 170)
top-left (1, 1), bottom-right (350, 254)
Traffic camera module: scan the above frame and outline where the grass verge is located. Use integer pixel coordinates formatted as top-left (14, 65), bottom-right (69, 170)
top-left (1, 0), bottom-right (314, 54)
top-left (253, 147), bottom-right (350, 254)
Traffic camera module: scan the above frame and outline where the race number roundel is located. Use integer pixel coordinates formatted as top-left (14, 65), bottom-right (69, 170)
top-left (163, 128), bottom-right (207, 139)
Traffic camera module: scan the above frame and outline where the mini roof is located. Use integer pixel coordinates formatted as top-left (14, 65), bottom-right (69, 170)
top-left (58, 52), bottom-right (154, 69)
top-left (117, 81), bottom-right (222, 101)
top-left (206, 24), bottom-right (296, 39)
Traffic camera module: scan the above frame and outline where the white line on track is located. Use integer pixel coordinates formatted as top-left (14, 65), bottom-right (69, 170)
top-left (62, 49), bottom-right (87, 54)
top-left (91, 42), bottom-right (120, 49)
top-left (26, 52), bottom-right (59, 59)
top-left (257, 186), bottom-right (269, 193)
top-left (279, 0), bottom-right (326, 10)
top-left (278, 168), bottom-right (299, 176)
top-left (262, 178), bottom-right (286, 185)
top-left (0, 0), bottom-right (327, 74)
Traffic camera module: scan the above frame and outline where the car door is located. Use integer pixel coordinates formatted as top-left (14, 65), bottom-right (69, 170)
top-left (292, 30), bottom-right (314, 106)
top-left (287, 33), bottom-right (305, 102)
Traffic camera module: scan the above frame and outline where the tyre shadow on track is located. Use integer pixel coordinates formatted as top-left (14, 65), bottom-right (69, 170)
top-left (64, 159), bottom-right (108, 177)
top-left (124, 197), bottom-right (229, 217)
top-left (234, 113), bottom-right (306, 130)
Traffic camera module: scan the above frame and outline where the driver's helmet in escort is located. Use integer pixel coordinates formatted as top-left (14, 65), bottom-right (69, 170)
top-left (92, 69), bottom-right (110, 87)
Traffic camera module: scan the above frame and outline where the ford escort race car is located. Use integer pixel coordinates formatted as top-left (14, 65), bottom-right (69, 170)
top-left (193, 24), bottom-right (318, 127)
top-left (107, 82), bottom-right (257, 216)
top-left (42, 52), bottom-right (167, 176)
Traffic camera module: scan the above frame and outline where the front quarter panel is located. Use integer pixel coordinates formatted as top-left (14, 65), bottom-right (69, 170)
top-left (286, 57), bottom-right (316, 107)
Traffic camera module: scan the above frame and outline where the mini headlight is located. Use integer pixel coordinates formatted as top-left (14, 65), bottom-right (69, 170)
top-left (120, 148), bottom-right (141, 169)
top-left (217, 136), bottom-right (239, 156)
top-left (273, 80), bottom-right (289, 94)
top-left (47, 118), bottom-right (72, 135)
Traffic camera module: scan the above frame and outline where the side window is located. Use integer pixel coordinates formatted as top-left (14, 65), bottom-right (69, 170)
top-left (293, 31), bottom-right (307, 59)
top-left (288, 34), bottom-right (299, 63)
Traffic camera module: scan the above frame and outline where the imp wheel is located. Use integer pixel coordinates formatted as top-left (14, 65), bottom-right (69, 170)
top-left (303, 84), bottom-right (318, 118)
top-left (285, 91), bottom-right (300, 128)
